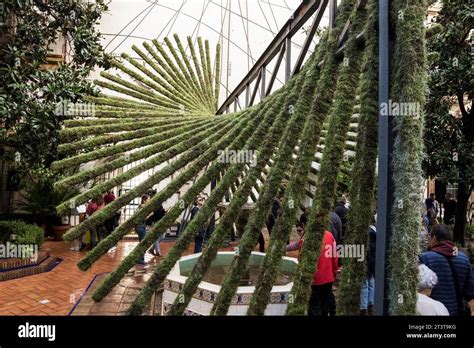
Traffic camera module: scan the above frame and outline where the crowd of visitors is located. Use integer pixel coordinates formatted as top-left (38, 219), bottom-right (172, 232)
top-left (73, 185), bottom-right (472, 316)
top-left (282, 192), bottom-right (473, 316)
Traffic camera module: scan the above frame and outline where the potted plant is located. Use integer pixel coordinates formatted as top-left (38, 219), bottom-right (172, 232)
top-left (16, 172), bottom-right (78, 241)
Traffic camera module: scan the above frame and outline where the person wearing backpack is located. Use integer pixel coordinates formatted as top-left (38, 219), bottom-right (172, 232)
top-left (419, 224), bottom-right (474, 316)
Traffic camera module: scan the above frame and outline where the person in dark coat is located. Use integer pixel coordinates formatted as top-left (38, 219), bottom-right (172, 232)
top-left (266, 198), bottom-right (281, 234)
top-left (329, 211), bottom-right (343, 245)
top-left (146, 203), bottom-right (166, 256)
top-left (299, 207), bottom-right (309, 226)
top-left (443, 193), bottom-right (456, 225)
top-left (259, 198), bottom-right (281, 252)
top-left (419, 224), bottom-right (474, 315)
top-left (191, 197), bottom-right (206, 253)
top-left (334, 197), bottom-right (348, 239)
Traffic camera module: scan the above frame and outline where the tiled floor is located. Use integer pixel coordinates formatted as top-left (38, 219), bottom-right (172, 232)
top-left (0, 234), bottom-right (259, 316)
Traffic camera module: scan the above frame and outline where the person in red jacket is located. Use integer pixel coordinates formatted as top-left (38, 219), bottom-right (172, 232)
top-left (287, 225), bottom-right (338, 316)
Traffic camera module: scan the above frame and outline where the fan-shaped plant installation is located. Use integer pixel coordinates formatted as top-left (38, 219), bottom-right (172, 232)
top-left (54, 0), bottom-right (428, 315)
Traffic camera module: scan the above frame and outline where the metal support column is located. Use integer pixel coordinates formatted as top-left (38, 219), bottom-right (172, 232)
top-left (266, 42), bottom-right (286, 96)
top-left (375, 0), bottom-right (393, 316)
top-left (260, 66), bottom-right (266, 101)
top-left (329, 0), bottom-right (337, 28)
top-left (285, 38), bottom-right (291, 82)
top-left (245, 84), bottom-right (250, 107)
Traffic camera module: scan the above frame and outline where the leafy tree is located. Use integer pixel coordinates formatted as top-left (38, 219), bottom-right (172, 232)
top-left (0, 0), bottom-right (111, 173)
top-left (423, 0), bottom-right (473, 245)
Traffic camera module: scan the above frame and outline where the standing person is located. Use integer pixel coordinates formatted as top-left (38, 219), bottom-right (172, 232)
top-left (134, 194), bottom-right (149, 265)
top-left (360, 215), bottom-right (376, 315)
top-left (425, 208), bottom-right (438, 232)
top-left (147, 203), bottom-right (166, 257)
top-left (443, 193), bottom-right (456, 225)
top-left (104, 190), bottom-right (117, 234)
top-left (286, 222), bottom-right (305, 254)
top-left (191, 196), bottom-right (206, 253)
top-left (329, 211), bottom-right (343, 246)
top-left (299, 207), bottom-right (309, 226)
top-left (425, 194), bottom-right (434, 211)
top-left (266, 198), bottom-right (281, 234)
top-left (334, 197), bottom-right (348, 239)
top-left (416, 264), bottom-right (449, 315)
top-left (258, 198), bottom-right (281, 252)
top-left (419, 224), bottom-right (474, 315)
top-left (431, 193), bottom-right (440, 218)
top-left (94, 195), bottom-right (107, 242)
top-left (104, 190), bottom-right (116, 204)
top-left (81, 198), bottom-right (98, 250)
top-left (71, 203), bottom-right (87, 251)
top-left (286, 227), bottom-right (338, 316)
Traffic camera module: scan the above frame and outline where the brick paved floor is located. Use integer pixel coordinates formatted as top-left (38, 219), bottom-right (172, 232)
top-left (0, 234), bottom-right (257, 316)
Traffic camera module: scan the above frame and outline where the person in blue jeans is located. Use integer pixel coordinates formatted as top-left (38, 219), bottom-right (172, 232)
top-left (135, 194), bottom-right (150, 264)
top-left (360, 215), bottom-right (376, 315)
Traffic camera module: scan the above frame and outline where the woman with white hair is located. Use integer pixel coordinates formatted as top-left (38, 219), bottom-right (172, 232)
top-left (417, 264), bottom-right (449, 315)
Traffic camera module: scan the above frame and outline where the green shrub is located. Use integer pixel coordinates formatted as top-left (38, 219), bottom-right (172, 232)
top-left (0, 220), bottom-right (45, 247)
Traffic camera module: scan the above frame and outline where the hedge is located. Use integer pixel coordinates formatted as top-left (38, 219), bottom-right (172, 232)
top-left (0, 220), bottom-right (44, 248)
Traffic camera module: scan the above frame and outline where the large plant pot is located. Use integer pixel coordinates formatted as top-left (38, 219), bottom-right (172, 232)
top-left (52, 224), bottom-right (71, 241)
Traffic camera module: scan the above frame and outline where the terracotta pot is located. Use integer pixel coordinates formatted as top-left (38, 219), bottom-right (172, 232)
top-left (52, 224), bottom-right (71, 241)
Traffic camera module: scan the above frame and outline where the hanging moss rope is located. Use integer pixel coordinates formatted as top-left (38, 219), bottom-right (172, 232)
top-left (209, 49), bottom-right (329, 316)
top-left (91, 92), bottom-right (283, 303)
top-left (54, 117), bottom-right (230, 200)
top-left (246, 3), bottom-right (354, 316)
top-left (387, 0), bottom-right (428, 315)
top-left (77, 92), bottom-right (280, 274)
top-left (337, 0), bottom-right (379, 315)
top-left (127, 87), bottom-right (291, 315)
top-left (62, 112), bottom-right (247, 242)
top-left (286, 2), bottom-right (367, 315)
top-left (166, 63), bottom-right (314, 315)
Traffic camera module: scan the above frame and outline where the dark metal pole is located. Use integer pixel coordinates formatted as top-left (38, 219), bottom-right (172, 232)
top-left (245, 84), bottom-right (250, 107)
top-left (375, 0), bottom-right (393, 316)
top-left (285, 38), bottom-right (291, 82)
top-left (266, 43), bottom-right (286, 96)
top-left (329, 0), bottom-right (337, 28)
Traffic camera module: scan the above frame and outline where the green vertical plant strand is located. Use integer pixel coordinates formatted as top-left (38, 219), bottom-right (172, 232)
top-left (388, 0), bottom-right (428, 315)
top-left (337, 0), bottom-right (379, 315)
top-left (214, 43), bottom-right (221, 109)
top-left (172, 34), bottom-right (211, 107)
top-left (246, 30), bottom-right (343, 316)
top-left (196, 37), bottom-right (215, 110)
top-left (166, 72), bottom-right (308, 315)
top-left (210, 53), bottom-right (322, 316)
top-left (286, 1), bottom-right (367, 315)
